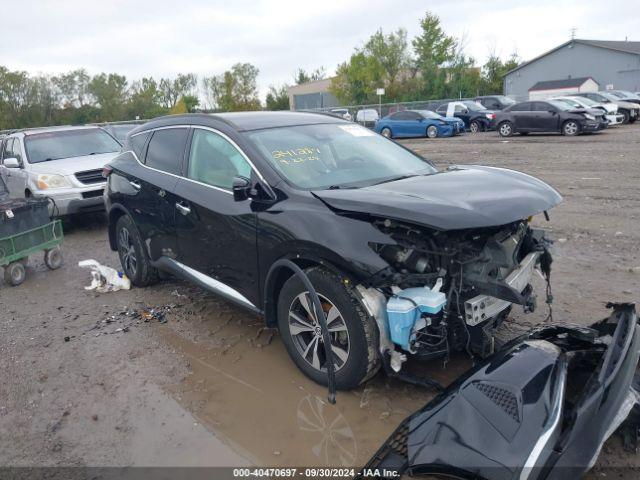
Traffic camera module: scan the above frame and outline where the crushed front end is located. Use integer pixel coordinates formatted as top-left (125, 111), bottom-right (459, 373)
top-left (357, 303), bottom-right (640, 480)
top-left (361, 217), bottom-right (553, 370)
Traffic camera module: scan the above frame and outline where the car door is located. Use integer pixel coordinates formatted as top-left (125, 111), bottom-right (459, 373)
top-left (511, 102), bottom-right (536, 130)
top-left (2, 138), bottom-right (28, 197)
top-left (404, 111), bottom-right (425, 136)
top-left (454, 104), bottom-right (471, 127)
top-left (173, 126), bottom-right (260, 308)
top-left (127, 127), bottom-right (189, 262)
top-left (532, 102), bottom-right (559, 131)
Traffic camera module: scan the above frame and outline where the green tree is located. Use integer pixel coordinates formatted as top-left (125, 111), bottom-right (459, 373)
top-left (481, 51), bottom-right (520, 94)
top-left (294, 67), bottom-right (326, 84)
top-left (127, 77), bottom-right (167, 119)
top-left (87, 73), bottom-right (128, 121)
top-left (265, 84), bottom-right (290, 110)
top-left (159, 73), bottom-right (197, 109)
top-left (203, 63), bottom-right (261, 111)
top-left (329, 28), bottom-right (412, 104)
top-left (412, 12), bottom-right (457, 99)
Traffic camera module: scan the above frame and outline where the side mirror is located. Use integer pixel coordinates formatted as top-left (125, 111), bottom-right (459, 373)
top-left (548, 110), bottom-right (557, 114)
top-left (232, 176), bottom-right (252, 202)
top-left (3, 157), bottom-right (20, 168)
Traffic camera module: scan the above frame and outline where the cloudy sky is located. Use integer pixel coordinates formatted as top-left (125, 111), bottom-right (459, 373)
top-left (3, 0), bottom-right (639, 102)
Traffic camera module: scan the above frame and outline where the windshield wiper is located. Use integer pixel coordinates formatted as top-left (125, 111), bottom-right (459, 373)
top-left (370, 173), bottom-right (421, 186)
top-left (326, 184), bottom-right (359, 190)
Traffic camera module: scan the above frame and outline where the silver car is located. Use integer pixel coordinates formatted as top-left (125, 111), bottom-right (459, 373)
top-left (0, 126), bottom-right (121, 216)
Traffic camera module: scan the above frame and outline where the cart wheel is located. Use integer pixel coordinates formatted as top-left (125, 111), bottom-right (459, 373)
top-left (44, 248), bottom-right (63, 270)
top-left (4, 262), bottom-right (26, 286)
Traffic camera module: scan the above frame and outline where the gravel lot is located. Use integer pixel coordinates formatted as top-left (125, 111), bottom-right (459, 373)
top-left (1, 125), bottom-right (639, 476)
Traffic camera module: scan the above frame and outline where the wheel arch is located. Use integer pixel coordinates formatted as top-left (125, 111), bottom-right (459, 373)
top-left (263, 252), bottom-right (363, 328)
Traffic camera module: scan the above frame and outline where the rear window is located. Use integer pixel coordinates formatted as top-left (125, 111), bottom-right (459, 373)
top-left (144, 128), bottom-right (189, 175)
top-left (130, 132), bottom-right (150, 160)
top-left (24, 128), bottom-right (121, 164)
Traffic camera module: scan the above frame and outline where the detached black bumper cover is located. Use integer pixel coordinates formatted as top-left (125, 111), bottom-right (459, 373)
top-left (359, 304), bottom-right (640, 480)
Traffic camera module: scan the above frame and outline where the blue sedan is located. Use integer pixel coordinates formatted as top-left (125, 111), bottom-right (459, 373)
top-left (374, 110), bottom-right (465, 139)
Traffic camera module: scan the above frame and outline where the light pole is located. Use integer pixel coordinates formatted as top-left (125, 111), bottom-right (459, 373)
top-left (376, 88), bottom-right (385, 118)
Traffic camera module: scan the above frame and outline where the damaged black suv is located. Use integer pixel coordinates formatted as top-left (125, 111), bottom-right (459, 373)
top-left (105, 112), bottom-right (562, 389)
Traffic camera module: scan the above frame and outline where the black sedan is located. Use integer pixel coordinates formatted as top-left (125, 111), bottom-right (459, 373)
top-left (104, 112), bottom-right (560, 389)
top-left (495, 100), bottom-right (608, 137)
top-left (435, 101), bottom-right (496, 133)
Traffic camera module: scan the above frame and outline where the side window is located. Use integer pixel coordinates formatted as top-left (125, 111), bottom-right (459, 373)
top-left (511, 102), bottom-right (531, 111)
top-left (532, 102), bottom-right (549, 111)
top-left (145, 128), bottom-right (188, 175)
top-left (394, 111), bottom-right (412, 120)
top-left (4, 138), bottom-right (22, 162)
top-left (130, 132), bottom-right (150, 160)
top-left (0, 139), bottom-right (8, 161)
top-left (454, 104), bottom-right (466, 113)
top-left (406, 112), bottom-right (422, 120)
top-left (187, 129), bottom-right (252, 190)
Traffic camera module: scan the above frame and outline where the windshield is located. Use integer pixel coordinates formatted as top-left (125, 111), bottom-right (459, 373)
top-left (613, 90), bottom-right (639, 99)
top-left (495, 95), bottom-right (516, 105)
top-left (599, 92), bottom-right (620, 102)
top-left (244, 123), bottom-right (436, 190)
top-left (462, 101), bottom-right (487, 110)
top-left (548, 100), bottom-right (573, 111)
top-left (416, 110), bottom-right (442, 119)
top-left (554, 98), bottom-right (581, 108)
top-left (569, 96), bottom-right (597, 107)
top-left (25, 128), bottom-right (121, 163)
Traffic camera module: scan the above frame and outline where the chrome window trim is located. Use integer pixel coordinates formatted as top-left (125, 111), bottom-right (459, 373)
top-left (128, 124), bottom-right (267, 196)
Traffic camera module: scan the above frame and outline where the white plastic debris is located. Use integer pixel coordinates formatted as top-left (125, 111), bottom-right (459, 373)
top-left (78, 259), bottom-right (131, 292)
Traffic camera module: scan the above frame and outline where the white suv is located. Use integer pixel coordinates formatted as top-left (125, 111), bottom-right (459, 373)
top-left (0, 126), bottom-right (121, 216)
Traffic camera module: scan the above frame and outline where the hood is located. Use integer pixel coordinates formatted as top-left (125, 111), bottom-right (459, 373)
top-left (26, 152), bottom-right (119, 176)
top-left (567, 107), bottom-right (603, 116)
top-left (614, 100), bottom-right (640, 110)
top-left (312, 165), bottom-right (562, 230)
top-left (441, 116), bottom-right (463, 123)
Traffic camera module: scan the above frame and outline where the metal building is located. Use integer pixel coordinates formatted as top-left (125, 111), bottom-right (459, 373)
top-left (287, 78), bottom-right (339, 111)
top-left (504, 39), bottom-right (640, 100)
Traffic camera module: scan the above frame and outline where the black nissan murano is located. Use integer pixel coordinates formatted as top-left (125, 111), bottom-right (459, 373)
top-left (104, 112), bottom-right (562, 389)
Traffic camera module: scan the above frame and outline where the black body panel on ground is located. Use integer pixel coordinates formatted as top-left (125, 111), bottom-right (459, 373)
top-left (358, 303), bottom-right (640, 480)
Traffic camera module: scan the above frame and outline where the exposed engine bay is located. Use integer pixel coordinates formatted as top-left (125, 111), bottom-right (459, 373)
top-left (361, 217), bottom-right (553, 370)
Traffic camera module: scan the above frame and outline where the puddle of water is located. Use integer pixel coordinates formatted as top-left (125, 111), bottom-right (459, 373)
top-left (157, 316), bottom-right (471, 467)
top-left (128, 383), bottom-right (251, 467)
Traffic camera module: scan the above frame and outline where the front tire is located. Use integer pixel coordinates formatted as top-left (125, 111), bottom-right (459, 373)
top-left (4, 262), bottom-right (26, 286)
top-left (380, 127), bottom-right (392, 138)
top-left (426, 125), bottom-right (438, 138)
top-left (115, 215), bottom-right (159, 287)
top-left (620, 110), bottom-right (630, 124)
top-left (277, 266), bottom-right (380, 390)
top-left (498, 121), bottom-right (514, 137)
top-left (562, 120), bottom-right (580, 136)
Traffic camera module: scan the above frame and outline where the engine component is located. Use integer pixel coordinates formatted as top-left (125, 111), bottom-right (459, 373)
top-left (386, 281), bottom-right (446, 351)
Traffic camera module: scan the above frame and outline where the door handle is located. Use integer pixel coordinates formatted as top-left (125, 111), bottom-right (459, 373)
top-left (129, 180), bottom-right (141, 190)
top-left (175, 202), bottom-right (191, 215)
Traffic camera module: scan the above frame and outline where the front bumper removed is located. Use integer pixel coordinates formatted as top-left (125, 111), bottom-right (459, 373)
top-left (357, 303), bottom-right (640, 480)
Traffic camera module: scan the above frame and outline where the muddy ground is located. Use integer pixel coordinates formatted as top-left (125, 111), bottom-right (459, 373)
top-left (1, 125), bottom-right (639, 477)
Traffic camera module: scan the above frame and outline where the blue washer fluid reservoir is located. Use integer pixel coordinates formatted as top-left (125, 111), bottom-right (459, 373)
top-left (386, 282), bottom-right (446, 351)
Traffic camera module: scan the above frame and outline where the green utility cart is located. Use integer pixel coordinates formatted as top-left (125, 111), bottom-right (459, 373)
top-left (0, 175), bottom-right (64, 286)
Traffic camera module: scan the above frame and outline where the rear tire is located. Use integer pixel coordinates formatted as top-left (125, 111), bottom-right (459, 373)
top-left (115, 215), bottom-right (159, 287)
top-left (469, 120), bottom-right (481, 133)
top-left (277, 266), bottom-right (380, 390)
top-left (426, 125), bottom-right (438, 138)
top-left (629, 116), bottom-right (637, 124)
top-left (4, 262), bottom-right (26, 286)
top-left (44, 247), bottom-right (63, 270)
top-left (380, 127), bottom-right (392, 138)
top-left (498, 121), bottom-right (514, 137)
